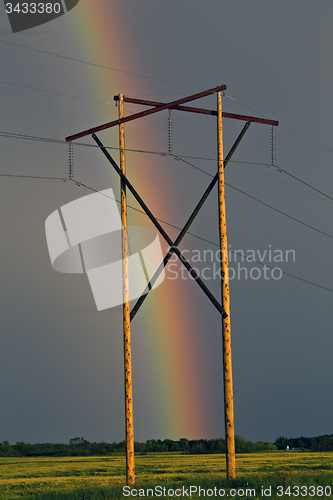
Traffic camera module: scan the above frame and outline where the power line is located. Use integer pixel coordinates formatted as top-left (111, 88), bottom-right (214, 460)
top-left (233, 162), bottom-right (333, 205)
top-left (171, 154), bottom-right (333, 239)
top-left (1, 64), bottom-right (332, 167)
top-left (2, 126), bottom-right (333, 211)
top-left (125, 103), bottom-right (333, 200)
top-left (280, 125), bottom-right (333, 155)
top-left (272, 165), bottom-right (333, 203)
top-left (65, 178), bottom-right (333, 296)
top-left (123, 103), bottom-right (216, 153)
top-left (121, 104), bottom-right (333, 205)
top-left (0, 39), bottom-right (196, 90)
top-left (0, 173), bottom-right (65, 180)
top-left (0, 130), bottom-right (66, 144)
top-left (2, 112), bottom-right (333, 239)
top-left (0, 129), bottom-right (216, 165)
top-left (225, 94), bottom-right (333, 156)
top-left (2, 128), bottom-right (333, 240)
top-left (229, 249), bottom-right (333, 294)
top-left (0, 128), bottom-right (219, 166)
top-left (1, 39), bottom-right (332, 158)
top-left (0, 80), bottom-right (114, 105)
top-left (0, 130), bottom-right (188, 159)
top-left (0, 79), bottom-right (189, 104)
top-left (225, 182), bottom-right (333, 240)
top-left (1, 172), bottom-right (332, 294)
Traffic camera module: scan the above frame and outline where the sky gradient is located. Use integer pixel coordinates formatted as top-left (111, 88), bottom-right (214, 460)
top-left (0, 0), bottom-right (333, 446)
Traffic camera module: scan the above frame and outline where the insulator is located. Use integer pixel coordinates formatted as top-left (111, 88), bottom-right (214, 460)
top-left (271, 126), bottom-right (276, 166)
top-left (68, 142), bottom-right (73, 179)
top-left (168, 109), bottom-right (173, 154)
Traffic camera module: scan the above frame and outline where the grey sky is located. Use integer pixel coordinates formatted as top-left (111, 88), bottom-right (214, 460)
top-left (0, 0), bottom-right (333, 446)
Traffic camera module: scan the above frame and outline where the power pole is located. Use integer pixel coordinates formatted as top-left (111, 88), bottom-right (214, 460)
top-left (217, 91), bottom-right (236, 479)
top-left (118, 94), bottom-right (135, 486)
top-left (66, 86), bottom-right (278, 483)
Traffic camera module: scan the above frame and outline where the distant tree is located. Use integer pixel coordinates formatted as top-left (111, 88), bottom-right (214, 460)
top-left (189, 439), bottom-right (209, 454)
top-left (0, 441), bottom-right (17, 457)
top-left (69, 437), bottom-right (86, 446)
top-left (294, 437), bottom-right (306, 449)
top-left (308, 437), bottom-right (317, 451)
top-left (164, 439), bottom-right (181, 452)
top-left (208, 439), bottom-right (226, 454)
top-left (263, 442), bottom-right (277, 451)
top-left (234, 435), bottom-right (250, 453)
top-left (134, 442), bottom-right (146, 453)
top-left (179, 438), bottom-right (190, 452)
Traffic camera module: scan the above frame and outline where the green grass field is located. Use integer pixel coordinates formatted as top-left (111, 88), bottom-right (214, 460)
top-left (1, 451), bottom-right (333, 499)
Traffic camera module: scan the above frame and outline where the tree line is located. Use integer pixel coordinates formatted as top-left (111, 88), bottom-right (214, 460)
top-left (274, 434), bottom-right (333, 451)
top-left (1, 434), bottom-right (332, 457)
top-left (0, 436), bottom-right (276, 457)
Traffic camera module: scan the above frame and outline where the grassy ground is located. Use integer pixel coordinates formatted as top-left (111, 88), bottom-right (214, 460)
top-left (0, 451), bottom-right (333, 499)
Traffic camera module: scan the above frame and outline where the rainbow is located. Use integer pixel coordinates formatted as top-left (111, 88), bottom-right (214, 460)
top-left (66, 0), bottom-right (219, 441)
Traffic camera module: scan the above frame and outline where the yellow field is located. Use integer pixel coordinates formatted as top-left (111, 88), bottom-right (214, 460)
top-left (0, 451), bottom-right (333, 499)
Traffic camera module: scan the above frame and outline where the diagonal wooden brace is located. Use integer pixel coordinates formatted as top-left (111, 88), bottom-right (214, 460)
top-left (92, 133), bottom-right (228, 318)
top-left (130, 122), bottom-right (251, 320)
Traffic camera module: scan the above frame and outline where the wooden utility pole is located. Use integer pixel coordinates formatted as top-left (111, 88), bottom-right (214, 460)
top-left (118, 94), bottom-right (135, 486)
top-left (217, 91), bottom-right (236, 479)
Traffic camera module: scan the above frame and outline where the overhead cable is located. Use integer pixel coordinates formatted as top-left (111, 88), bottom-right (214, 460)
top-left (0, 39), bottom-right (196, 89)
top-left (1, 172), bottom-right (332, 294)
